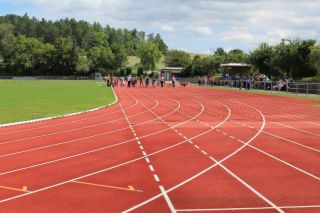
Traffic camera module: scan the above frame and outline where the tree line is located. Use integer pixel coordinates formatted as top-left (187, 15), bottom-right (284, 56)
top-left (0, 14), bottom-right (168, 76)
top-left (165, 41), bottom-right (320, 80)
top-left (1, 14), bottom-right (319, 80)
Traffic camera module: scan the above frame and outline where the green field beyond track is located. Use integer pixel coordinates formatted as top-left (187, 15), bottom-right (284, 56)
top-left (0, 80), bottom-right (115, 124)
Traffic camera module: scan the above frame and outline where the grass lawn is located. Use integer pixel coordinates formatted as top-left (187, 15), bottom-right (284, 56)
top-left (0, 80), bottom-right (115, 124)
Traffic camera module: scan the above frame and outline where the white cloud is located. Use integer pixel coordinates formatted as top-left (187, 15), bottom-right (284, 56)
top-left (189, 26), bottom-right (213, 36)
top-left (161, 24), bottom-right (175, 32)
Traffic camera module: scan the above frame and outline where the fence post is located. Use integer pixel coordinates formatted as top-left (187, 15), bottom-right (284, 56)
top-left (306, 83), bottom-right (308, 96)
top-left (296, 83), bottom-right (298, 95)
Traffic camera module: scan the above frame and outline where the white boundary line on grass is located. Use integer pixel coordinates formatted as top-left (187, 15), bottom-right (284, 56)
top-left (0, 94), bottom-right (158, 146)
top-left (0, 90), bottom-right (181, 159)
top-left (0, 86), bottom-right (119, 128)
top-left (0, 98), bottom-right (180, 173)
top-left (0, 96), bottom-right (138, 136)
top-left (0, 91), bottom-right (228, 204)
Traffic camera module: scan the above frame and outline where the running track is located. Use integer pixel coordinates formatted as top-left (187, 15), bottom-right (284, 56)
top-left (0, 85), bottom-right (319, 213)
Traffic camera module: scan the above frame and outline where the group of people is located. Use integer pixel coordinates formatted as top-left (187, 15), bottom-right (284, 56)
top-left (104, 75), bottom-right (177, 88)
top-left (203, 74), bottom-right (290, 91)
top-left (194, 74), bottom-right (290, 91)
top-left (197, 76), bottom-right (216, 86)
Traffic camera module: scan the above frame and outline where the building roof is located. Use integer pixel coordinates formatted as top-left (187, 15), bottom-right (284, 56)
top-left (161, 67), bottom-right (184, 74)
top-left (161, 67), bottom-right (184, 70)
top-left (220, 63), bottom-right (251, 67)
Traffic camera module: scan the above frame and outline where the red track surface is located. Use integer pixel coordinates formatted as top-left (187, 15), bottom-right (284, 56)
top-left (0, 86), bottom-right (319, 213)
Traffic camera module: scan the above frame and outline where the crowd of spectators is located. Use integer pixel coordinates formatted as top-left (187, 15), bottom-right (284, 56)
top-left (103, 74), bottom-right (176, 88)
top-left (195, 74), bottom-right (290, 91)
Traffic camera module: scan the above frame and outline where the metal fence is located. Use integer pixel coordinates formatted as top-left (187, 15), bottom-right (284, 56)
top-left (178, 78), bottom-right (320, 98)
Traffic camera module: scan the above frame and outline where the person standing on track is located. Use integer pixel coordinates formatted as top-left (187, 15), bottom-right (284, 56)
top-left (172, 75), bottom-right (176, 87)
top-left (152, 78), bottom-right (156, 87)
top-left (145, 76), bottom-right (150, 88)
top-left (127, 75), bottom-right (132, 88)
top-left (139, 76), bottom-right (144, 87)
top-left (160, 75), bottom-right (165, 88)
top-left (120, 76), bottom-right (125, 87)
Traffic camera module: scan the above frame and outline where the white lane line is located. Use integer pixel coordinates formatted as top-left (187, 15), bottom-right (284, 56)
top-left (0, 87), bottom-right (123, 133)
top-left (208, 155), bottom-right (283, 213)
top-left (142, 151), bottom-right (147, 156)
top-left (230, 108), bottom-right (320, 153)
top-left (262, 131), bottom-right (320, 153)
top-left (271, 121), bottom-right (320, 137)
top-left (145, 158), bottom-right (150, 163)
top-left (0, 96), bottom-right (183, 159)
top-left (246, 142), bottom-right (320, 181)
top-left (176, 205), bottom-right (320, 211)
top-left (230, 110), bottom-right (320, 153)
top-left (0, 94), bottom-right (231, 205)
top-left (159, 185), bottom-right (176, 213)
top-left (122, 99), bottom-right (269, 213)
top-left (149, 165), bottom-right (155, 172)
top-left (0, 96), bottom-right (159, 147)
top-left (208, 105), bottom-right (320, 182)
top-left (139, 146), bottom-right (144, 150)
top-left (201, 150), bottom-right (207, 155)
top-left (273, 113), bottom-right (320, 127)
top-left (194, 145), bottom-right (200, 149)
top-left (137, 141), bottom-right (141, 145)
top-left (153, 174), bottom-right (160, 182)
top-left (183, 98), bottom-right (287, 212)
top-left (0, 90), bottom-right (198, 176)
top-left (178, 91), bottom-right (320, 163)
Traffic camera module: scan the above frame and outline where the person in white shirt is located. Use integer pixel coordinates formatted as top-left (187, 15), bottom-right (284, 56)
top-left (120, 77), bottom-right (125, 87)
top-left (127, 75), bottom-right (132, 87)
top-left (160, 75), bottom-right (165, 87)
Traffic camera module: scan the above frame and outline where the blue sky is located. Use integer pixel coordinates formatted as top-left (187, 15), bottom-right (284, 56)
top-left (1, 0), bottom-right (319, 53)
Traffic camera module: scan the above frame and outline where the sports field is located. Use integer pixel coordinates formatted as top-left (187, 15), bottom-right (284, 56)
top-left (0, 85), bottom-right (319, 212)
top-left (0, 80), bottom-right (115, 124)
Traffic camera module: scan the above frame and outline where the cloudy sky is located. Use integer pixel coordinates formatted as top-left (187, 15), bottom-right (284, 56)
top-left (0, 0), bottom-right (319, 53)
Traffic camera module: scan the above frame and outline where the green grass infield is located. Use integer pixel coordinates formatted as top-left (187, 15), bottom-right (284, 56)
top-left (0, 80), bottom-right (115, 124)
